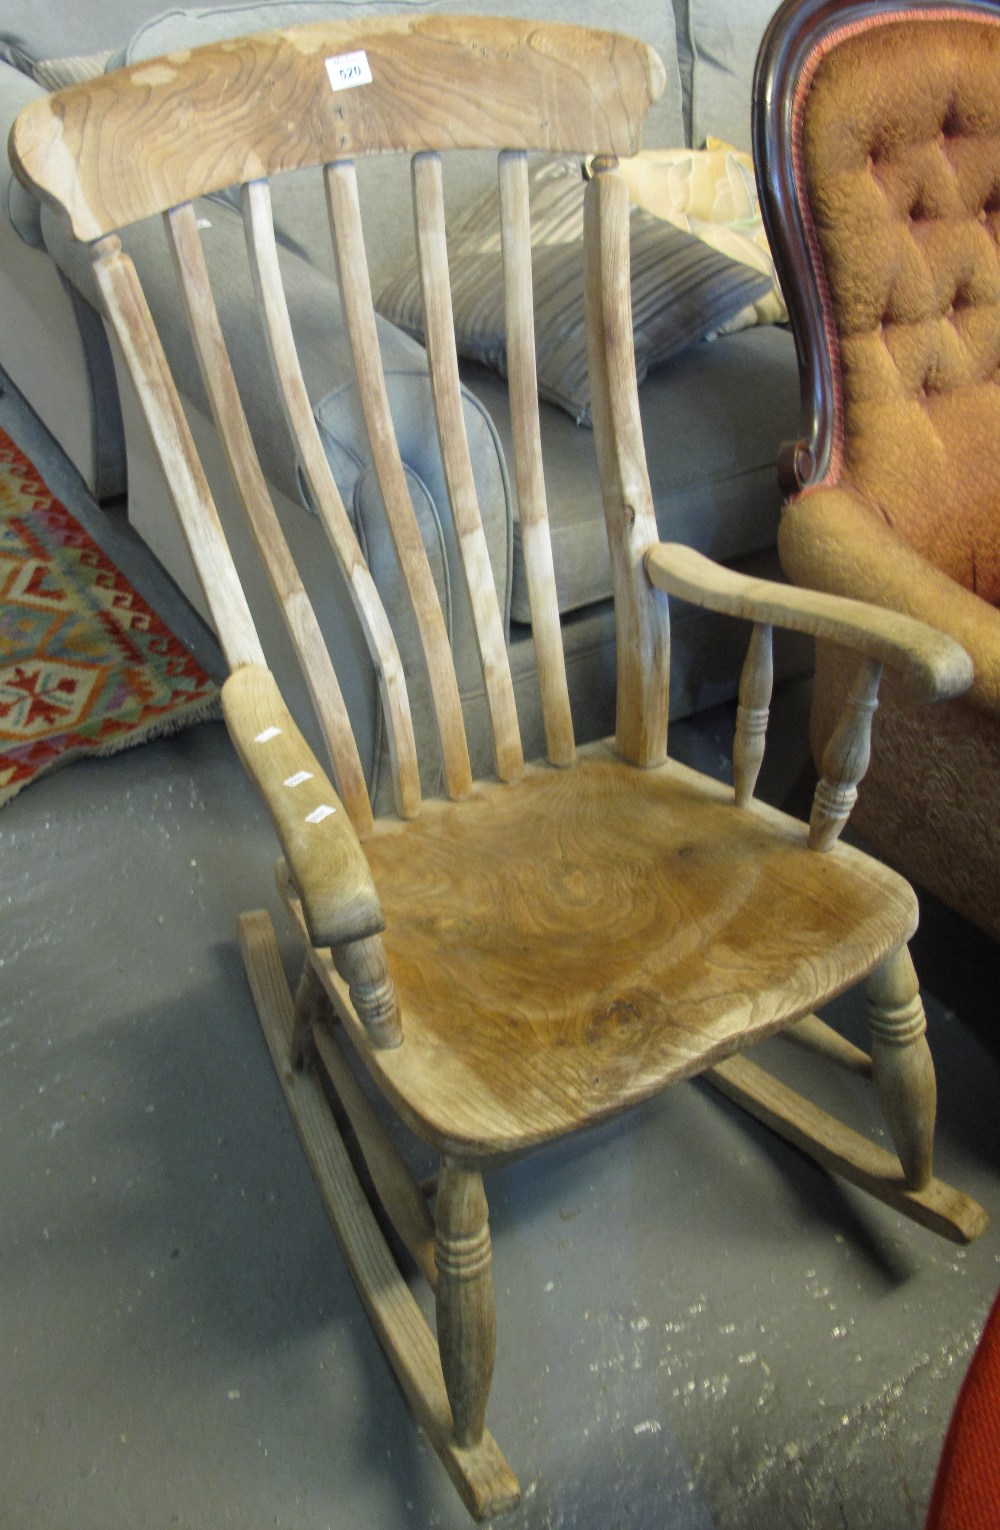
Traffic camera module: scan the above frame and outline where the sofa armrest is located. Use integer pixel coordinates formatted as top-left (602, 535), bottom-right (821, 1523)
top-left (779, 486), bottom-right (1000, 715)
top-left (1, 62), bottom-right (48, 245)
top-left (646, 541), bottom-right (972, 706)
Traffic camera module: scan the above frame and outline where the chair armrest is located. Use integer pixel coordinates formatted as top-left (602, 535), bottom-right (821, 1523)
top-left (222, 664), bottom-right (383, 949)
top-left (779, 487), bottom-right (1000, 715)
top-left (646, 541), bottom-right (972, 706)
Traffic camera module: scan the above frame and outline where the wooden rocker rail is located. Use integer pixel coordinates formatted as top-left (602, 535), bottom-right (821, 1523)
top-left (704, 1054), bottom-right (988, 1246)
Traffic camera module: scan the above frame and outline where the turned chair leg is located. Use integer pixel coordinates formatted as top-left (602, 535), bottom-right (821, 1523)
top-left (865, 946), bottom-right (936, 1190)
top-left (435, 1158), bottom-right (496, 1448)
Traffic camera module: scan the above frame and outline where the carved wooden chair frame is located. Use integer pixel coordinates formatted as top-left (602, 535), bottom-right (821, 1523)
top-left (10, 16), bottom-right (988, 1517)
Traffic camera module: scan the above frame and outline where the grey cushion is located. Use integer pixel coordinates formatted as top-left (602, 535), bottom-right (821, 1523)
top-left (460, 323), bottom-right (800, 621)
top-left (376, 155), bottom-right (771, 426)
top-left (0, 0), bottom-right (167, 68)
top-left (676, 0), bottom-right (777, 153)
top-left (0, 63), bottom-right (49, 246)
top-left (312, 367), bottom-right (513, 628)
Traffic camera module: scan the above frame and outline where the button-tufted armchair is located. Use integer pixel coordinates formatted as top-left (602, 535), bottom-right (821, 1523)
top-left (755, 0), bottom-right (1000, 940)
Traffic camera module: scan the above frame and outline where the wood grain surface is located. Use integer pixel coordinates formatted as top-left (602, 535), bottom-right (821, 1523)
top-left (412, 151), bottom-right (524, 785)
top-left (11, 15), bottom-right (665, 240)
top-left (498, 150), bottom-right (576, 767)
top-left (585, 165), bottom-right (670, 764)
top-left (318, 744), bottom-right (920, 1156)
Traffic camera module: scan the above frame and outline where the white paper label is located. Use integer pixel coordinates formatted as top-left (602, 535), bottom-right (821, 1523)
top-left (305, 804), bottom-right (337, 824)
top-left (283, 770), bottom-right (314, 789)
top-left (325, 50), bottom-right (372, 92)
top-left (254, 726), bottom-right (282, 743)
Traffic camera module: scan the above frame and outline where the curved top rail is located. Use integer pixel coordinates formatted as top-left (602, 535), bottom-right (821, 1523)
top-left (10, 15), bottom-right (666, 240)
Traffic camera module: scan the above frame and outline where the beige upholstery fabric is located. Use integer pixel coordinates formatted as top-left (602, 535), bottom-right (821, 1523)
top-left (776, 13), bottom-right (1000, 939)
top-left (801, 20), bottom-right (1000, 603)
top-left (613, 140), bottom-right (786, 331)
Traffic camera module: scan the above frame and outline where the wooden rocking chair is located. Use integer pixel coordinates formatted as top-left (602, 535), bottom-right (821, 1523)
top-left (10, 16), bottom-right (988, 1517)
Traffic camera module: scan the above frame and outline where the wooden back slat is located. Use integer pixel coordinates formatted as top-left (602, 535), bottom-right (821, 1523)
top-left (497, 150), bottom-right (575, 769)
top-left (241, 178), bottom-right (421, 820)
top-left (92, 235), bottom-right (266, 673)
top-left (412, 151), bottom-right (524, 784)
top-left (324, 160), bottom-right (473, 803)
top-left (10, 17), bottom-right (666, 240)
top-left (164, 203), bottom-right (374, 834)
top-left (583, 164), bottom-right (669, 767)
top-left (10, 18), bottom-right (673, 821)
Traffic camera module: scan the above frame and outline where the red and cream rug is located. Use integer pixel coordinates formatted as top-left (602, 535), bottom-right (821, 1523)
top-left (0, 427), bottom-right (219, 806)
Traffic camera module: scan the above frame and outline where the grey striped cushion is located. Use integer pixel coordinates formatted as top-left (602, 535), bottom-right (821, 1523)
top-left (375, 157), bottom-right (772, 427)
top-left (30, 51), bottom-right (113, 89)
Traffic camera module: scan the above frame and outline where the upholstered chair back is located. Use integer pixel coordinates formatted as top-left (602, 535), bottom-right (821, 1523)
top-left (787, 14), bottom-right (1000, 603)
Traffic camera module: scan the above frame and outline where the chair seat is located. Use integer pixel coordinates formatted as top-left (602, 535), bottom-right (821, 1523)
top-left (351, 742), bottom-right (919, 1156)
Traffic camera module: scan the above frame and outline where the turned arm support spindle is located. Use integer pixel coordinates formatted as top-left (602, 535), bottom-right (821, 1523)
top-left (331, 934), bottom-right (402, 1049)
top-left (645, 542), bottom-right (973, 845)
top-left (734, 622), bottom-right (774, 807)
top-left (808, 655), bottom-right (882, 851)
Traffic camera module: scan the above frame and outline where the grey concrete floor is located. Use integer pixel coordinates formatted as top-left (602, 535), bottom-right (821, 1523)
top-left (2, 375), bottom-right (999, 1530)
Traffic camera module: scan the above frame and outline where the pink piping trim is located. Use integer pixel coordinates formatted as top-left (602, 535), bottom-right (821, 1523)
top-left (788, 7), bottom-right (1000, 491)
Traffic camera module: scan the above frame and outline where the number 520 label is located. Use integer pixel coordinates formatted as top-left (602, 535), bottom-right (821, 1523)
top-left (325, 50), bottom-right (373, 92)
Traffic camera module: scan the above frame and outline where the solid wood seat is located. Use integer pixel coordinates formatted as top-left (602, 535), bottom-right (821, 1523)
top-left (341, 745), bottom-right (918, 1154)
top-left (9, 14), bottom-right (988, 1517)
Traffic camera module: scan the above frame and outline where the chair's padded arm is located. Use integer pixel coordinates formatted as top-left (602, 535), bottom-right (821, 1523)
top-left (222, 664), bottom-right (383, 949)
top-left (646, 541), bottom-right (972, 706)
top-left (779, 486), bottom-right (1000, 715)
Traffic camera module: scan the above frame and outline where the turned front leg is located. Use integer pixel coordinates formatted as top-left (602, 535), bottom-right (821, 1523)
top-left (866, 946), bottom-right (936, 1190)
top-left (435, 1159), bottom-right (496, 1448)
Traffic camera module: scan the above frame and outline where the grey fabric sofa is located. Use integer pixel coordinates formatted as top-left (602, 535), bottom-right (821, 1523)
top-left (0, 0), bottom-right (802, 802)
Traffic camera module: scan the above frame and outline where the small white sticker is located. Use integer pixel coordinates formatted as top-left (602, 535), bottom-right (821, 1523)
top-left (325, 49), bottom-right (372, 92)
top-left (254, 726), bottom-right (282, 743)
top-left (195, 217), bottom-right (212, 231)
top-left (305, 804), bottom-right (337, 824)
top-left (283, 770), bottom-right (314, 789)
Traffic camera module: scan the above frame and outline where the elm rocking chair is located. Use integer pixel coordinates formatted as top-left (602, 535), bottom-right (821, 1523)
top-left (10, 16), bottom-right (988, 1518)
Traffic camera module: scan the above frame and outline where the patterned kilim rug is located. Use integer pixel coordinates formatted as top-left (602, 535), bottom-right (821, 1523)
top-left (0, 427), bottom-right (219, 806)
